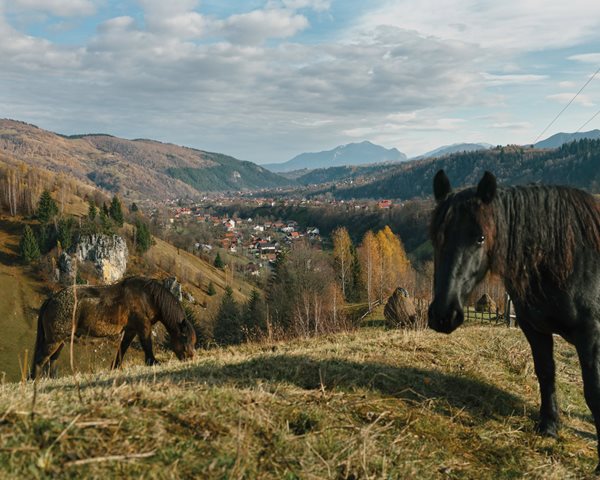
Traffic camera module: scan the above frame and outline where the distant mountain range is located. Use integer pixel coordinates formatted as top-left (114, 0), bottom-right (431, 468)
top-left (0, 119), bottom-right (293, 200)
top-left (328, 140), bottom-right (600, 201)
top-left (533, 129), bottom-right (600, 149)
top-left (412, 142), bottom-right (492, 160)
top-left (263, 141), bottom-right (407, 172)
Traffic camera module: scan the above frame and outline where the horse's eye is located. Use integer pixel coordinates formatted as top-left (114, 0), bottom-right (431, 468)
top-left (477, 235), bottom-right (485, 245)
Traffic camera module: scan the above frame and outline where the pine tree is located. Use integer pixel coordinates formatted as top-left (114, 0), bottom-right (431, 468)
top-left (99, 209), bottom-right (114, 235)
top-left (213, 286), bottom-right (242, 345)
top-left (88, 200), bottom-right (97, 221)
top-left (214, 252), bottom-right (225, 269)
top-left (135, 219), bottom-right (152, 253)
top-left (130, 202), bottom-right (139, 212)
top-left (207, 281), bottom-right (216, 296)
top-left (102, 202), bottom-right (109, 217)
top-left (20, 225), bottom-right (41, 264)
top-left (57, 217), bottom-right (76, 251)
top-left (243, 289), bottom-right (267, 339)
top-left (36, 190), bottom-right (58, 224)
top-left (109, 196), bottom-right (124, 227)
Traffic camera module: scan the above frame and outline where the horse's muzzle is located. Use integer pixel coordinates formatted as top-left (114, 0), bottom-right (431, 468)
top-left (428, 301), bottom-right (464, 334)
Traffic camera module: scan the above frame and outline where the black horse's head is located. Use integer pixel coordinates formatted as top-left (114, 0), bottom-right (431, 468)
top-left (428, 170), bottom-right (498, 334)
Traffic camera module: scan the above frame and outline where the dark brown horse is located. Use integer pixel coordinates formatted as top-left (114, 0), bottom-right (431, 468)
top-left (429, 170), bottom-right (600, 472)
top-left (30, 277), bottom-right (196, 378)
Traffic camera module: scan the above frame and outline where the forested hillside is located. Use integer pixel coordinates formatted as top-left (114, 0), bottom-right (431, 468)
top-left (317, 140), bottom-right (600, 200)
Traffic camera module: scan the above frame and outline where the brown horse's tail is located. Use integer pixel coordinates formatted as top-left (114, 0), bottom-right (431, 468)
top-left (29, 297), bottom-right (51, 380)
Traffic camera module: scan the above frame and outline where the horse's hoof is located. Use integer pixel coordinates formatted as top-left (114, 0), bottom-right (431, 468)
top-left (536, 420), bottom-right (559, 438)
top-left (145, 358), bottom-right (159, 366)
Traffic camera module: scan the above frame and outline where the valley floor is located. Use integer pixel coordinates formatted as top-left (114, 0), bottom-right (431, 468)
top-left (0, 325), bottom-right (595, 479)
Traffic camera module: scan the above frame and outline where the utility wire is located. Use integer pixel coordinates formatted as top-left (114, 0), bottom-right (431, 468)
top-left (533, 65), bottom-right (600, 144)
top-left (575, 108), bottom-right (600, 133)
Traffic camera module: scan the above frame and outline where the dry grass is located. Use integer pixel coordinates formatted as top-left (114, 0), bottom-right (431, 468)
top-left (0, 325), bottom-right (596, 479)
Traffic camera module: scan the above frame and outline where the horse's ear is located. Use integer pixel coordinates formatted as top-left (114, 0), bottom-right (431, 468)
top-left (433, 170), bottom-right (452, 203)
top-left (477, 171), bottom-right (497, 204)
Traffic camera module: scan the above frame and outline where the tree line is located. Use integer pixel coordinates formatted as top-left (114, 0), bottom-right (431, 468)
top-left (211, 225), bottom-right (423, 346)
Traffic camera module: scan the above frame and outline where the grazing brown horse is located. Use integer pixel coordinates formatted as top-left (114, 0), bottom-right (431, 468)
top-left (428, 170), bottom-right (600, 472)
top-left (30, 277), bottom-right (196, 378)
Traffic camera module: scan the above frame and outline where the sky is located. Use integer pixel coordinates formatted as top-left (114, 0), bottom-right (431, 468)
top-left (1, 0), bottom-right (600, 164)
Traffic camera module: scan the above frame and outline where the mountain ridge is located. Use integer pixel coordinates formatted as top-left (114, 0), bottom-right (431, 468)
top-left (0, 119), bottom-right (293, 199)
top-left (263, 140), bottom-right (407, 172)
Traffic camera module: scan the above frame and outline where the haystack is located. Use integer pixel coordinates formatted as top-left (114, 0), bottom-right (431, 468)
top-left (475, 293), bottom-right (496, 313)
top-left (384, 287), bottom-right (417, 329)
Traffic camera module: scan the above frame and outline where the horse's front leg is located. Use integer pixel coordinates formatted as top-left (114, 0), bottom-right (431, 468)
top-left (519, 318), bottom-right (560, 437)
top-left (111, 329), bottom-right (136, 369)
top-left (139, 328), bottom-right (159, 366)
top-left (574, 332), bottom-right (600, 472)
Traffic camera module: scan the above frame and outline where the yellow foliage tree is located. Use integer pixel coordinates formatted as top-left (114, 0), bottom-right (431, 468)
top-left (358, 230), bottom-right (381, 310)
top-left (332, 226), bottom-right (353, 299)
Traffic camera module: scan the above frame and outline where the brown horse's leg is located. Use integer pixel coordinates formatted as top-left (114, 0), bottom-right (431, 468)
top-left (139, 329), bottom-right (159, 366)
top-left (34, 341), bottom-right (65, 378)
top-left (111, 329), bottom-right (136, 369)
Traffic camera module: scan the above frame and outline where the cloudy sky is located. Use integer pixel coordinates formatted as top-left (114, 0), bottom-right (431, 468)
top-left (1, 0), bottom-right (600, 163)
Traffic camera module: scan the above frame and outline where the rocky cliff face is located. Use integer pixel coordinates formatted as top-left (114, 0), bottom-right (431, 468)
top-left (59, 234), bottom-right (128, 284)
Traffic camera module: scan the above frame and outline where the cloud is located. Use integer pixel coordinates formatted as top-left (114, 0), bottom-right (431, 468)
top-left (482, 73), bottom-right (547, 86)
top-left (546, 93), bottom-right (595, 107)
top-left (220, 9), bottom-right (309, 44)
top-left (11, 0), bottom-right (96, 17)
top-left (360, 0), bottom-right (600, 51)
top-left (491, 122), bottom-right (532, 129)
top-left (568, 53), bottom-right (600, 64)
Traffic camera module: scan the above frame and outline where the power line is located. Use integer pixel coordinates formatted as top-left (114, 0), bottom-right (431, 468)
top-left (575, 108), bottom-right (600, 133)
top-left (533, 65), bottom-right (600, 144)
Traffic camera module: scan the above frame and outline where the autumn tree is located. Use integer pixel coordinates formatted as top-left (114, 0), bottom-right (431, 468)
top-left (332, 226), bottom-right (353, 299)
top-left (358, 230), bottom-right (381, 310)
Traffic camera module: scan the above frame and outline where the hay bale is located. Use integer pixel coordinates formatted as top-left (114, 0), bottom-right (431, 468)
top-left (384, 288), bottom-right (417, 329)
top-left (475, 293), bottom-right (496, 313)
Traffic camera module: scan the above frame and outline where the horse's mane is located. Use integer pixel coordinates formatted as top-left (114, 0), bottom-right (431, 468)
top-left (491, 186), bottom-right (600, 296)
top-left (433, 185), bottom-right (600, 298)
top-left (123, 277), bottom-right (184, 330)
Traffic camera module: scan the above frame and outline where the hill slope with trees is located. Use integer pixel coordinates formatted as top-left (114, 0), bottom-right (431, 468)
top-left (0, 119), bottom-right (292, 201)
top-left (328, 139), bottom-right (600, 200)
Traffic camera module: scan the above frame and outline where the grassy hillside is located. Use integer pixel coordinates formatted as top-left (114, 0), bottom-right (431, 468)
top-left (0, 325), bottom-right (595, 478)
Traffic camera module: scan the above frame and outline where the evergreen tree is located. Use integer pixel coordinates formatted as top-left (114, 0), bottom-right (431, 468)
top-left (347, 244), bottom-right (364, 303)
top-left (37, 190), bottom-right (58, 224)
top-left (37, 223), bottom-right (55, 254)
top-left (243, 289), bottom-right (267, 339)
top-left (109, 196), bottom-right (124, 227)
top-left (214, 252), bottom-right (225, 269)
top-left (213, 286), bottom-right (242, 345)
top-left (99, 209), bottom-right (114, 235)
top-left (20, 225), bottom-right (41, 264)
top-left (57, 217), bottom-right (76, 251)
top-left (265, 250), bottom-right (294, 330)
top-left (88, 200), bottom-right (97, 221)
top-left (207, 281), bottom-right (216, 296)
top-left (130, 202), bottom-right (139, 212)
top-left (102, 202), bottom-right (109, 217)
top-left (135, 219), bottom-right (152, 253)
